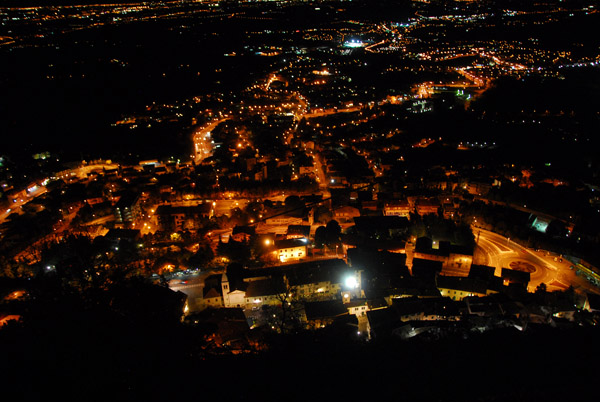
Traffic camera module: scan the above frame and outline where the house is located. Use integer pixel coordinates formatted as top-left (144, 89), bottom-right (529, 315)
top-left (244, 278), bottom-right (286, 309)
top-left (346, 299), bottom-right (370, 317)
top-left (287, 269), bottom-right (342, 301)
top-left (286, 225), bottom-right (310, 239)
top-left (219, 259), bottom-right (355, 309)
top-left (201, 287), bottom-right (224, 310)
top-left (383, 200), bottom-right (412, 218)
top-left (282, 258), bottom-right (355, 301)
top-left (274, 238), bottom-right (307, 263)
top-left (333, 205), bottom-right (360, 223)
top-left (413, 237), bottom-right (473, 275)
top-left (446, 244), bottom-right (473, 274)
top-left (435, 276), bottom-right (489, 301)
top-left (415, 198), bottom-right (440, 216)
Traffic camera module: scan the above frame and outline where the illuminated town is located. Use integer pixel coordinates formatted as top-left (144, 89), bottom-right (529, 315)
top-left (1, 0), bottom-right (599, 400)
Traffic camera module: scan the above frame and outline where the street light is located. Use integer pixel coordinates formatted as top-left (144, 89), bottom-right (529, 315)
top-left (345, 276), bottom-right (358, 289)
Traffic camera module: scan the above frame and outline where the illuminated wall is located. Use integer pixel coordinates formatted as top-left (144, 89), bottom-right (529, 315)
top-left (277, 245), bottom-right (307, 262)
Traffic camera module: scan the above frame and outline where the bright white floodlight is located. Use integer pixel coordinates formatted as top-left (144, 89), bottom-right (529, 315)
top-left (345, 276), bottom-right (358, 289)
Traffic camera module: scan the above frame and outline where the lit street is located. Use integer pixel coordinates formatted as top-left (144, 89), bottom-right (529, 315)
top-left (193, 117), bottom-right (230, 163)
top-left (0, 185), bottom-right (48, 225)
top-left (474, 228), bottom-right (600, 294)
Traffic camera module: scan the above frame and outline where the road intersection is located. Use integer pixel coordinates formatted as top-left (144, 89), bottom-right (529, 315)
top-left (475, 228), bottom-right (599, 294)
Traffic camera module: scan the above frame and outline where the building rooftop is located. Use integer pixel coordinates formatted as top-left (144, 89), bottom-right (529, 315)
top-left (412, 258), bottom-right (443, 279)
top-left (286, 225), bottom-right (311, 237)
top-left (469, 264), bottom-right (496, 281)
top-left (436, 276), bottom-right (488, 295)
top-left (501, 268), bottom-right (530, 285)
top-left (245, 278), bottom-right (285, 298)
top-left (304, 300), bottom-right (348, 320)
top-left (274, 238), bottom-right (308, 249)
top-left (203, 287), bottom-right (222, 299)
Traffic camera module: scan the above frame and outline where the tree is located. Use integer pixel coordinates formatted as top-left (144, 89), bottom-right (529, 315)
top-left (244, 201), bottom-right (264, 221)
top-left (217, 237), bottom-right (251, 263)
top-left (259, 280), bottom-right (303, 334)
top-left (325, 220), bottom-right (341, 247)
top-left (187, 246), bottom-right (214, 269)
top-left (535, 282), bottom-right (547, 295)
top-left (38, 235), bottom-right (141, 288)
top-left (314, 226), bottom-right (326, 248)
top-left (284, 195), bottom-right (305, 215)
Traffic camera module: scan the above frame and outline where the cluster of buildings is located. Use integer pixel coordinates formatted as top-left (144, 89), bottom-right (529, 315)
top-left (1, 0), bottom-right (599, 357)
top-left (185, 238), bottom-right (596, 348)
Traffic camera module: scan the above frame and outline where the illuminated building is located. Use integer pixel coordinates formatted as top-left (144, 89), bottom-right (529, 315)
top-left (221, 272), bottom-right (247, 309)
top-left (412, 237), bottom-right (473, 275)
top-left (383, 200), bottom-right (412, 218)
top-left (435, 276), bottom-right (488, 301)
top-left (202, 288), bottom-right (224, 309)
top-left (274, 239), bottom-right (307, 263)
top-left (415, 198), bottom-right (440, 216)
top-left (333, 205), bottom-right (360, 223)
top-left (114, 193), bottom-right (142, 225)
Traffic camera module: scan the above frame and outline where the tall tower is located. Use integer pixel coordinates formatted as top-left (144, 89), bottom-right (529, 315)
top-left (221, 272), bottom-right (230, 307)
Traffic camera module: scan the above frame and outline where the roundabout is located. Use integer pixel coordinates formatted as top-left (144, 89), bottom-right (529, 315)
top-left (473, 228), bottom-right (598, 294)
top-left (508, 260), bottom-right (536, 273)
